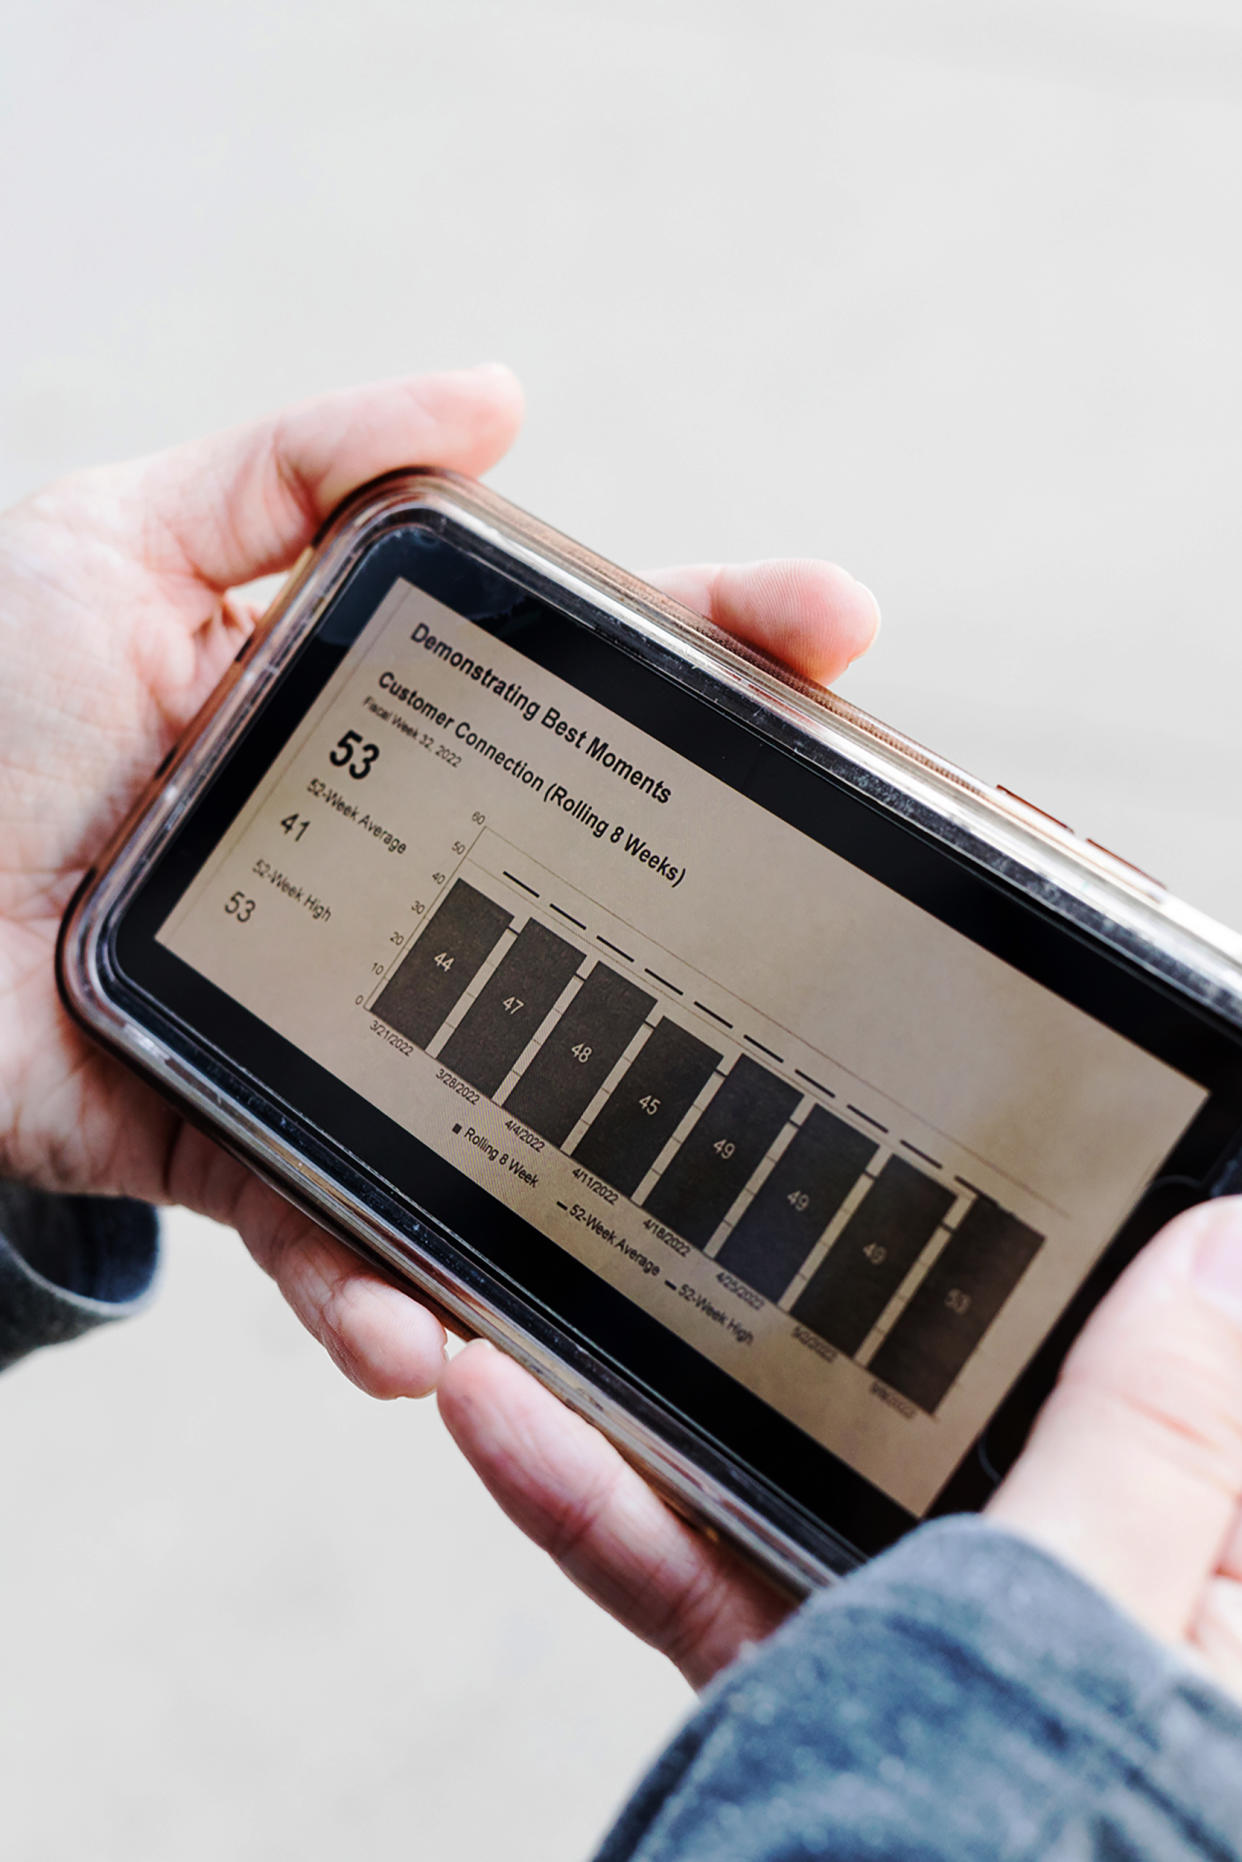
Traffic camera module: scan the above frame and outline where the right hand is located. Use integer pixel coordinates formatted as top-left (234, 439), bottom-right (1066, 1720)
top-left (987, 1194), bottom-right (1242, 1699)
top-left (441, 1197), bottom-right (1242, 1697)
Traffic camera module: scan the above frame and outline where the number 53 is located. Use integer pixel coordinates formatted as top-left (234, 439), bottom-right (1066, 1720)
top-left (329, 730), bottom-right (380, 780)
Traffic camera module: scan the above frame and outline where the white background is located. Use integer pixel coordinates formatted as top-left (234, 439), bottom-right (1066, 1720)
top-left (2, 3), bottom-right (1240, 1857)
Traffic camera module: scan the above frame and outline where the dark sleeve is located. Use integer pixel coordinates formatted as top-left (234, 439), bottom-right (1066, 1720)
top-left (596, 1516), bottom-right (1242, 1862)
top-left (0, 1183), bottom-right (159, 1371)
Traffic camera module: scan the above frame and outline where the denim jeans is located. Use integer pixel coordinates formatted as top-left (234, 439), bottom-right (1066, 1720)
top-left (598, 1517), bottom-right (1242, 1862)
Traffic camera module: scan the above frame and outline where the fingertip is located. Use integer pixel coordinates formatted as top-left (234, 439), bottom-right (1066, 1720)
top-left (650, 557), bottom-right (881, 688)
top-left (402, 361), bottom-right (526, 471)
top-left (729, 558), bottom-right (880, 686)
top-left (462, 359), bottom-right (525, 403)
top-left (822, 561), bottom-right (881, 661)
top-left (449, 359), bottom-right (526, 424)
top-left (326, 1277), bottom-right (449, 1401)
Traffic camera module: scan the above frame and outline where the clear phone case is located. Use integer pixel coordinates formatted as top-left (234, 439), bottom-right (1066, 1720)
top-left (58, 471), bottom-right (1242, 1591)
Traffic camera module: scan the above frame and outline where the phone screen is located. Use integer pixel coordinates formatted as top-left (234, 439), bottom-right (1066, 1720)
top-left (149, 538), bottom-right (1210, 1521)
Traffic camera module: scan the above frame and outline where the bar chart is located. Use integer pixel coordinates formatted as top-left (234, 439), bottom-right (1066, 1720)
top-left (372, 868), bottom-right (1045, 1416)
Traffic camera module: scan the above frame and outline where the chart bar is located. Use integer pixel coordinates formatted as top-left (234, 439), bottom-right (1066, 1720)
top-left (571, 1018), bottom-right (721, 1196)
top-left (438, 918), bottom-right (582, 1096)
top-left (644, 1055), bottom-right (801, 1250)
top-left (791, 1157), bottom-right (955, 1356)
top-left (373, 880), bottom-right (511, 1050)
top-left (870, 1197), bottom-right (1044, 1412)
top-left (503, 963), bottom-right (656, 1145)
top-left (714, 1107), bottom-right (877, 1301)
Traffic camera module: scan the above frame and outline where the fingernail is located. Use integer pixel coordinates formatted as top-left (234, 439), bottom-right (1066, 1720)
top-left (466, 361), bottom-right (518, 385)
top-left (1190, 1198), bottom-right (1242, 1321)
top-left (847, 580), bottom-right (881, 662)
top-left (852, 575), bottom-right (881, 628)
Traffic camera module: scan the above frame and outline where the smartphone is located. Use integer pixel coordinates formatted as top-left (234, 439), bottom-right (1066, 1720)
top-left (58, 471), bottom-right (1242, 1591)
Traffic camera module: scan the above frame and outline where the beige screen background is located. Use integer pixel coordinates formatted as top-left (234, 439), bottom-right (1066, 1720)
top-left (161, 580), bottom-right (1205, 1516)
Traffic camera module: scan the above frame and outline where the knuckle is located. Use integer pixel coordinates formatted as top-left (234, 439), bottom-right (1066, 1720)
top-left (314, 1266), bottom-right (396, 1398)
top-left (651, 1557), bottom-right (731, 1677)
top-left (543, 1463), bottom-right (625, 1568)
top-left (267, 423), bottom-right (321, 535)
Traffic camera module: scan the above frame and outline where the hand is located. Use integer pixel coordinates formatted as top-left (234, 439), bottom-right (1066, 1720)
top-left (0, 366), bottom-right (879, 1401)
top-left (442, 1198), bottom-right (1242, 1698)
top-left (988, 1195), bottom-right (1242, 1701)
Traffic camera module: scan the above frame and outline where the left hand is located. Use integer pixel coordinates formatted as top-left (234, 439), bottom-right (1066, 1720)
top-left (0, 364), bottom-right (879, 1411)
top-left (439, 1337), bottom-right (794, 1689)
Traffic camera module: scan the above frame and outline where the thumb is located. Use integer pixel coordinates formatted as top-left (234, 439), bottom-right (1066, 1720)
top-left (134, 363), bottom-right (524, 591)
top-left (988, 1196), bottom-right (1242, 1643)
